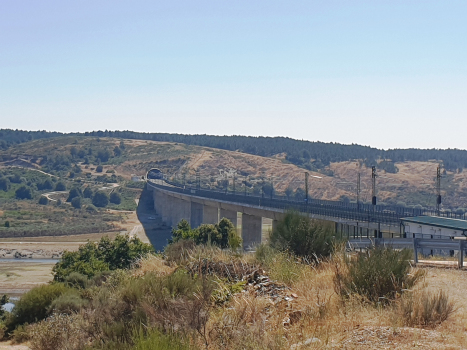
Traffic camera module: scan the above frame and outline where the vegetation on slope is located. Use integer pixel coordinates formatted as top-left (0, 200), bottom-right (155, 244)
top-left (2, 128), bottom-right (467, 172)
top-left (0, 216), bottom-right (460, 349)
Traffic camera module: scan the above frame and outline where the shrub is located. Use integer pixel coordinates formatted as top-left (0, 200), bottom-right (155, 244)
top-left (4, 221), bottom-right (10, 228)
top-left (55, 181), bottom-right (66, 191)
top-left (53, 235), bottom-right (154, 281)
top-left (71, 196), bottom-right (82, 209)
top-left (399, 289), bottom-right (455, 328)
top-left (38, 196), bottom-right (48, 205)
top-left (170, 219), bottom-right (240, 249)
top-left (0, 177), bottom-right (10, 191)
top-left (255, 244), bottom-right (304, 285)
top-left (109, 191), bottom-right (122, 205)
top-left (165, 239), bottom-right (196, 265)
top-left (28, 314), bottom-right (85, 350)
top-left (86, 204), bottom-right (97, 212)
top-left (12, 324), bottom-right (30, 344)
top-left (96, 165), bottom-right (103, 173)
top-left (83, 186), bottom-right (93, 198)
top-left (270, 211), bottom-right (335, 260)
top-left (67, 187), bottom-right (82, 202)
top-left (48, 292), bottom-right (88, 315)
top-left (5, 283), bottom-right (70, 333)
top-left (64, 272), bottom-right (90, 289)
top-left (132, 327), bottom-right (195, 350)
top-left (92, 191), bottom-right (109, 207)
top-left (334, 246), bottom-right (423, 304)
top-left (15, 185), bottom-right (33, 200)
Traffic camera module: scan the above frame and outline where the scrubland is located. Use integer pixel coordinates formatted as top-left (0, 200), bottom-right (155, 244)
top-left (2, 239), bottom-right (465, 350)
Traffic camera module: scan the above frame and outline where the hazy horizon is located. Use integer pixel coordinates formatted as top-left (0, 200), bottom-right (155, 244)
top-left (2, 1), bottom-right (466, 150)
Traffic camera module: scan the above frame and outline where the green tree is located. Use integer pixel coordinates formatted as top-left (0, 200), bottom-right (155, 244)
top-left (71, 196), bottom-right (82, 209)
top-left (4, 221), bottom-right (10, 228)
top-left (67, 187), bottom-right (82, 202)
top-left (109, 191), bottom-right (122, 205)
top-left (53, 235), bottom-right (153, 281)
top-left (15, 185), bottom-right (33, 199)
top-left (92, 191), bottom-right (109, 207)
top-left (55, 181), bottom-right (67, 191)
top-left (83, 186), bottom-right (93, 198)
top-left (96, 165), bottom-right (103, 173)
top-left (0, 177), bottom-right (10, 191)
top-left (113, 146), bottom-right (122, 157)
top-left (38, 196), bottom-right (49, 205)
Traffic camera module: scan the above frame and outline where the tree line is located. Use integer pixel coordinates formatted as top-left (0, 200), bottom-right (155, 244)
top-left (2, 128), bottom-right (467, 171)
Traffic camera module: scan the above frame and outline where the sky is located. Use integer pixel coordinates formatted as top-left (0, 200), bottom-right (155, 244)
top-left (1, 1), bottom-right (466, 150)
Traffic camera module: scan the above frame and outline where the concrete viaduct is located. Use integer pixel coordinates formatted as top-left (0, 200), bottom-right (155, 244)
top-left (147, 180), bottom-right (408, 248)
top-left (149, 181), bottom-right (285, 248)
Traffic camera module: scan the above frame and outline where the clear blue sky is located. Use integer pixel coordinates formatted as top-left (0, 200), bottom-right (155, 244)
top-left (1, 1), bottom-right (466, 149)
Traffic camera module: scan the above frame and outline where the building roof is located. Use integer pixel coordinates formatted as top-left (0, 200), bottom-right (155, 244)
top-left (401, 216), bottom-right (467, 231)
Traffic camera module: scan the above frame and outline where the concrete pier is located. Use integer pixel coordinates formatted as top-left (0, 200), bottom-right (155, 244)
top-left (203, 205), bottom-right (219, 225)
top-left (190, 202), bottom-right (204, 228)
top-left (220, 209), bottom-right (238, 227)
top-left (242, 214), bottom-right (262, 249)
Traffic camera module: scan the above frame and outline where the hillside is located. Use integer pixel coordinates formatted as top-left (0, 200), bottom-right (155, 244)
top-left (2, 129), bottom-right (467, 173)
top-left (1, 136), bottom-right (466, 210)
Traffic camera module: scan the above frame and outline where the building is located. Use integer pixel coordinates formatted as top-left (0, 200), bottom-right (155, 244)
top-left (401, 216), bottom-right (467, 239)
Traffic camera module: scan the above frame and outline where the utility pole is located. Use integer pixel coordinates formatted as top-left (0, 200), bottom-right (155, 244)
top-left (233, 173), bottom-right (236, 195)
top-left (261, 176), bottom-right (265, 199)
top-left (357, 172), bottom-right (361, 210)
top-left (196, 170), bottom-right (200, 190)
top-left (436, 165), bottom-right (442, 216)
top-left (371, 166), bottom-right (377, 206)
top-left (305, 172), bottom-right (309, 204)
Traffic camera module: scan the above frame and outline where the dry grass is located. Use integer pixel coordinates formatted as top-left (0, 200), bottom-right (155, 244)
top-left (132, 254), bottom-right (175, 278)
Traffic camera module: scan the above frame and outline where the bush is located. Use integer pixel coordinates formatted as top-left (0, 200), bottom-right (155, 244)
top-left (109, 191), bottom-right (122, 205)
top-left (83, 186), bottom-right (93, 198)
top-left (15, 185), bottom-right (33, 200)
top-left (165, 239), bottom-right (196, 265)
top-left (5, 283), bottom-right (70, 333)
top-left (270, 211), bottom-right (335, 260)
top-left (334, 246), bottom-right (423, 304)
top-left (86, 204), bottom-right (98, 212)
top-left (170, 219), bottom-right (240, 249)
top-left (0, 177), bottom-right (10, 191)
top-left (92, 191), bottom-right (109, 207)
top-left (71, 196), bottom-right (82, 209)
top-left (96, 165), bottom-right (103, 173)
top-left (132, 327), bottom-right (194, 350)
top-left (29, 314), bottom-right (85, 350)
top-left (67, 187), bottom-right (82, 202)
top-left (48, 292), bottom-right (88, 315)
top-left (53, 235), bottom-right (154, 281)
top-left (4, 221), bottom-right (10, 228)
top-left (55, 181), bottom-right (66, 191)
top-left (65, 272), bottom-right (90, 289)
top-left (38, 196), bottom-right (48, 205)
top-left (399, 289), bottom-right (455, 328)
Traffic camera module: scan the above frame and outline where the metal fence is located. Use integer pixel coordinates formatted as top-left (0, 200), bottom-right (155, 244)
top-left (347, 237), bottom-right (466, 268)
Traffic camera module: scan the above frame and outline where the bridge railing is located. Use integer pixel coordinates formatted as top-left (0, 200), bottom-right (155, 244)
top-left (156, 178), bottom-right (467, 221)
top-left (347, 237), bottom-right (467, 268)
top-left (149, 180), bottom-right (404, 224)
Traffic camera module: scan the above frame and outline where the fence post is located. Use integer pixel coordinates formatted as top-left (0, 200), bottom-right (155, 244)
top-left (458, 240), bottom-right (464, 269)
top-left (413, 238), bottom-right (419, 264)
